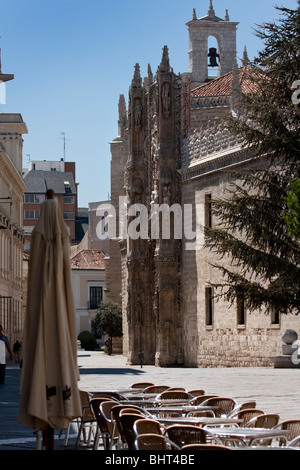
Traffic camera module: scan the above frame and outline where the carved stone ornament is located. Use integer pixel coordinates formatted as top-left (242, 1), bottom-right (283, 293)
top-left (134, 98), bottom-right (142, 130)
top-left (162, 83), bottom-right (171, 115)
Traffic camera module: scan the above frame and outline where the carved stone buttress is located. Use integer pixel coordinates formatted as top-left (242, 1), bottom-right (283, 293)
top-left (125, 48), bottom-right (182, 366)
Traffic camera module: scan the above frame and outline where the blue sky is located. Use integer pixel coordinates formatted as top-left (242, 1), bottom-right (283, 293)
top-left (0, 0), bottom-right (297, 207)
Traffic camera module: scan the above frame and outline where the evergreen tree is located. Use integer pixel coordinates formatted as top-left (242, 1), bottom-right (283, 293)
top-left (285, 179), bottom-right (300, 238)
top-left (205, 4), bottom-right (300, 315)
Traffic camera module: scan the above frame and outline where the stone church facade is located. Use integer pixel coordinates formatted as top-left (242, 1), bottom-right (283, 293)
top-left (106, 2), bottom-right (299, 367)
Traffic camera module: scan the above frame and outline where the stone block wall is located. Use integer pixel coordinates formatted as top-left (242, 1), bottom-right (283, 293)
top-left (181, 161), bottom-right (300, 368)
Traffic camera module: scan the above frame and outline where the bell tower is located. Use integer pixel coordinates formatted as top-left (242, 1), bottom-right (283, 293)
top-left (186, 1), bottom-right (239, 86)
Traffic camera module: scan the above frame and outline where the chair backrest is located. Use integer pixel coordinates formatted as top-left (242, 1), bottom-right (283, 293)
top-left (189, 395), bottom-right (218, 405)
top-left (119, 414), bottom-right (146, 450)
top-left (100, 401), bottom-right (119, 437)
top-left (130, 382), bottom-right (154, 389)
top-left (188, 390), bottom-right (205, 398)
top-left (247, 413), bottom-right (279, 429)
top-left (167, 387), bottom-right (187, 391)
top-left (143, 385), bottom-right (170, 394)
top-left (240, 401), bottom-right (257, 410)
top-left (133, 418), bottom-right (164, 436)
top-left (156, 390), bottom-right (193, 401)
top-left (165, 425), bottom-right (207, 447)
top-left (201, 397), bottom-right (237, 417)
top-left (79, 390), bottom-right (91, 406)
top-left (90, 398), bottom-right (112, 432)
top-left (79, 390), bottom-right (95, 421)
top-left (135, 433), bottom-right (180, 450)
top-left (236, 408), bottom-right (265, 426)
top-left (119, 408), bottom-right (145, 417)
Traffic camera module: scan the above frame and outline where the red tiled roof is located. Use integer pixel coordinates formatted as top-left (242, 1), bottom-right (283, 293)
top-left (70, 249), bottom-right (106, 270)
top-left (192, 66), bottom-right (264, 97)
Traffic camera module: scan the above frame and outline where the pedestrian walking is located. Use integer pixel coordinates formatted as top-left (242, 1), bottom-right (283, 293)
top-left (0, 325), bottom-right (13, 384)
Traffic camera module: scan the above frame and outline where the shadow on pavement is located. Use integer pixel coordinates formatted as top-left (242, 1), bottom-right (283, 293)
top-left (78, 368), bottom-right (144, 376)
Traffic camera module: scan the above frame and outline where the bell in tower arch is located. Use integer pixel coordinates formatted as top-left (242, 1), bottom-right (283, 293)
top-left (208, 47), bottom-right (220, 67)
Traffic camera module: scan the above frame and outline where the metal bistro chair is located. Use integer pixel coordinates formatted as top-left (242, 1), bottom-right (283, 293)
top-left (111, 405), bottom-right (145, 449)
top-left (200, 397), bottom-right (238, 418)
top-left (245, 413), bottom-right (280, 446)
top-left (99, 400), bottom-right (121, 449)
top-left (246, 413), bottom-right (279, 429)
top-left (75, 390), bottom-right (97, 449)
top-left (135, 433), bottom-right (181, 450)
top-left (273, 420), bottom-right (300, 446)
top-left (90, 397), bottom-right (113, 450)
top-left (118, 413), bottom-right (147, 450)
top-left (164, 425), bottom-right (208, 448)
top-left (234, 408), bottom-right (265, 427)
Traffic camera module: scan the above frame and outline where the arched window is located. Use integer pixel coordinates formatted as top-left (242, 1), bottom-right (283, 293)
top-left (207, 36), bottom-right (220, 79)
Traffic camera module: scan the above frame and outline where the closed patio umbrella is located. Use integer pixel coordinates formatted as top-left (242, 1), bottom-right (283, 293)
top-left (18, 190), bottom-right (81, 447)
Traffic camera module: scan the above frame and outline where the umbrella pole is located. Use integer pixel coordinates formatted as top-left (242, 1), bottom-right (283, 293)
top-left (43, 425), bottom-right (54, 450)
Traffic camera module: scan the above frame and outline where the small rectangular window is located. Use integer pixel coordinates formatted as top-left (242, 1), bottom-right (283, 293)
top-left (63, 212), bottom-right (75, 220)
top-left (64, 196), bottom-right (74, 204)
top-left (89, 286), bottom-right (103, 310)
top-left (271, 307), bottom-right (280, 325)
top-left (205, 286), bottom-right (213, 326)
top-left (23, 194), bottom-right (45, 204)
top-left (24, 194), bottom-right (34, 203)
top-left (237, 296), bottom-right (246, 325)
top-left (24, 210), bottom-right (40, 219)
top-left (205, 194), bottom-right (212, 229)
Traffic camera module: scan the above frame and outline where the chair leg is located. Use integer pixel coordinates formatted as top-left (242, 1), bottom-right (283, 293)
top-left (64, 423), bottom-right (70, 446)
top-left (75, 420), bottom-right (84, 449)
top-left (93, 428), bottom-right (100, 450)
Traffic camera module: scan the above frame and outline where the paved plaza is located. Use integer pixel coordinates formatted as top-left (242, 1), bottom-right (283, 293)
top-left (0, 350), bottom-right (299, 452)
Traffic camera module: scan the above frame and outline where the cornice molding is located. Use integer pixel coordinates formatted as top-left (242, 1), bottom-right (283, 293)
top-left (0, 145), bottom-right (26, 195)
top-left (179, 144), bottom-right (258, 181)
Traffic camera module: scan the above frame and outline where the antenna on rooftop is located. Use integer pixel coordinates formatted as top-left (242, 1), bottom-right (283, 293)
top-left (60, 132), bottom-right (71, 160)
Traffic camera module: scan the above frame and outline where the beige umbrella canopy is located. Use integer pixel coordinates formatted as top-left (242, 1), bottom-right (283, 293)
top-left (18, 191), bottom-right (81, 435)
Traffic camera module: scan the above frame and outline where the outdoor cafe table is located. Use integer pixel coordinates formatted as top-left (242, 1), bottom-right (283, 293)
top-left (203, 426), bottom-right (290, 447)
top-left (144, 405), bottom-right (217, 416)
top-left (121, 393), bottom-right (159, 400)
top-left (154, 416), bottom-right (242, 426)
top-left (90, 388), bottom-right (146, 395)
top-left (119, 398), bottom-right (194, 407)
